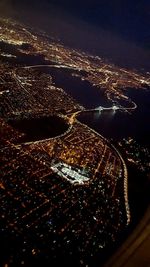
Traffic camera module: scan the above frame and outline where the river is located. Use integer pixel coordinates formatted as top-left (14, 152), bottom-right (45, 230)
top-left (44, 66), bottom-right (150, 147)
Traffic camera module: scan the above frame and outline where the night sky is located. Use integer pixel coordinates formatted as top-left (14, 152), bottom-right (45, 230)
top-left (0, 0), bottom-right (150, 70)
top-left (47, 0), bottom-right (150, 45)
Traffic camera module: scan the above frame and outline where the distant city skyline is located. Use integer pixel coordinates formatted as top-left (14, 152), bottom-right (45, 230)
top-left (0, 0), bottom-right (150, 71)
top-left (1, 0), bottom-right (149, 47)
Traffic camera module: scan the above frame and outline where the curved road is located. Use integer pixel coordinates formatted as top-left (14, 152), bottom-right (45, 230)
top-left (16, 64), bottom-right (132, 225)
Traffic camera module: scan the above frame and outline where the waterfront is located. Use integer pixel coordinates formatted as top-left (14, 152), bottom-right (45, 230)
top-left (42, 66), bottom-right (150, 147)
top-left (0, 17), bottom-right (150, 267)
top-left (44, 66), bottom-right (150, 223)
top-left (41, 66), bottom-right (111, 108)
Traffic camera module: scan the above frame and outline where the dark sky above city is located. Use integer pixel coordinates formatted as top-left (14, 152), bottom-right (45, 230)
top-left (0, 0), bottom-right (150, 70)
top-left (1, 0), bottom-right (149, 42)
top-left (46, 0), bottom-right (150, 44)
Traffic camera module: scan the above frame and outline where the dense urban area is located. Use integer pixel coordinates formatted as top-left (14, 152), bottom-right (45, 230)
top-left (0, 18), bottom-right (149, 267)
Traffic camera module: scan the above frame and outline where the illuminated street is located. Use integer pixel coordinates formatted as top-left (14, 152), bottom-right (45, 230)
top-left (0, 16), bottom-right (149, 267)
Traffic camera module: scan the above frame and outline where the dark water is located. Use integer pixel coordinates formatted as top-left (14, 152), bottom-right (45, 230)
top-left (0, 41), bottom-right (48, 65)
top-left (38, 66), bottom-right (150, 148)
top-left (78, 89), bottom-right (150, 147)
top-left (45, 66), bottom-right (150, 147)
top-left (42, 66), bottom-right (110, 108)
top-left (8, 115), bottom-right (69, 143)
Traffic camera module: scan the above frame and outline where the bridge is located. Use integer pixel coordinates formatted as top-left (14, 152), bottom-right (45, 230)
top-left (94, 105), bottom-right (120, 112)
top-left (21, 65), bottom-right (137, 113)
top-left (93, 102), bottom-right (137, 113)
top-left (69, 102), bottom-right (137, 125)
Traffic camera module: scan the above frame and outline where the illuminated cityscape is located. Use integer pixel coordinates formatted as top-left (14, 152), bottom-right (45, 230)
top-left (0, 16), bottom-right (150, 267)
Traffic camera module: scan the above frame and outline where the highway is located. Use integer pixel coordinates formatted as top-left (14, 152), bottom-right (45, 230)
top-left (76, 119), bottom-right (131, 226)
top-left (14, 64), bottom-right (132, 225)
top-left (23, 64), bottom-right (81, 71)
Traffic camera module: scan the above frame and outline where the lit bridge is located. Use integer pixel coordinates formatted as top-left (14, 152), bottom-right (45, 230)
top-left (94, 105), bottom-right (120, 112)
top-left (91, 102), bottom-right (137, 113)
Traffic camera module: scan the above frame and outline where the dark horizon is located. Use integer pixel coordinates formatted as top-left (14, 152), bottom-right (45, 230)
top-left (1, 0), bottom-right (150, 45)
top-left (0, 0), bottom-right (150, 71)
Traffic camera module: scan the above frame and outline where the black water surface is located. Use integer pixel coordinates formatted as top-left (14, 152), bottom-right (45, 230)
top-left (0, 41), bottom-right (48, 65)
top-left (41, 66), bottom-right (110, 108)
top-left (78, 89), bottom-right (150, 147)
top-left (8, 115), bottom-right (69, 143)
